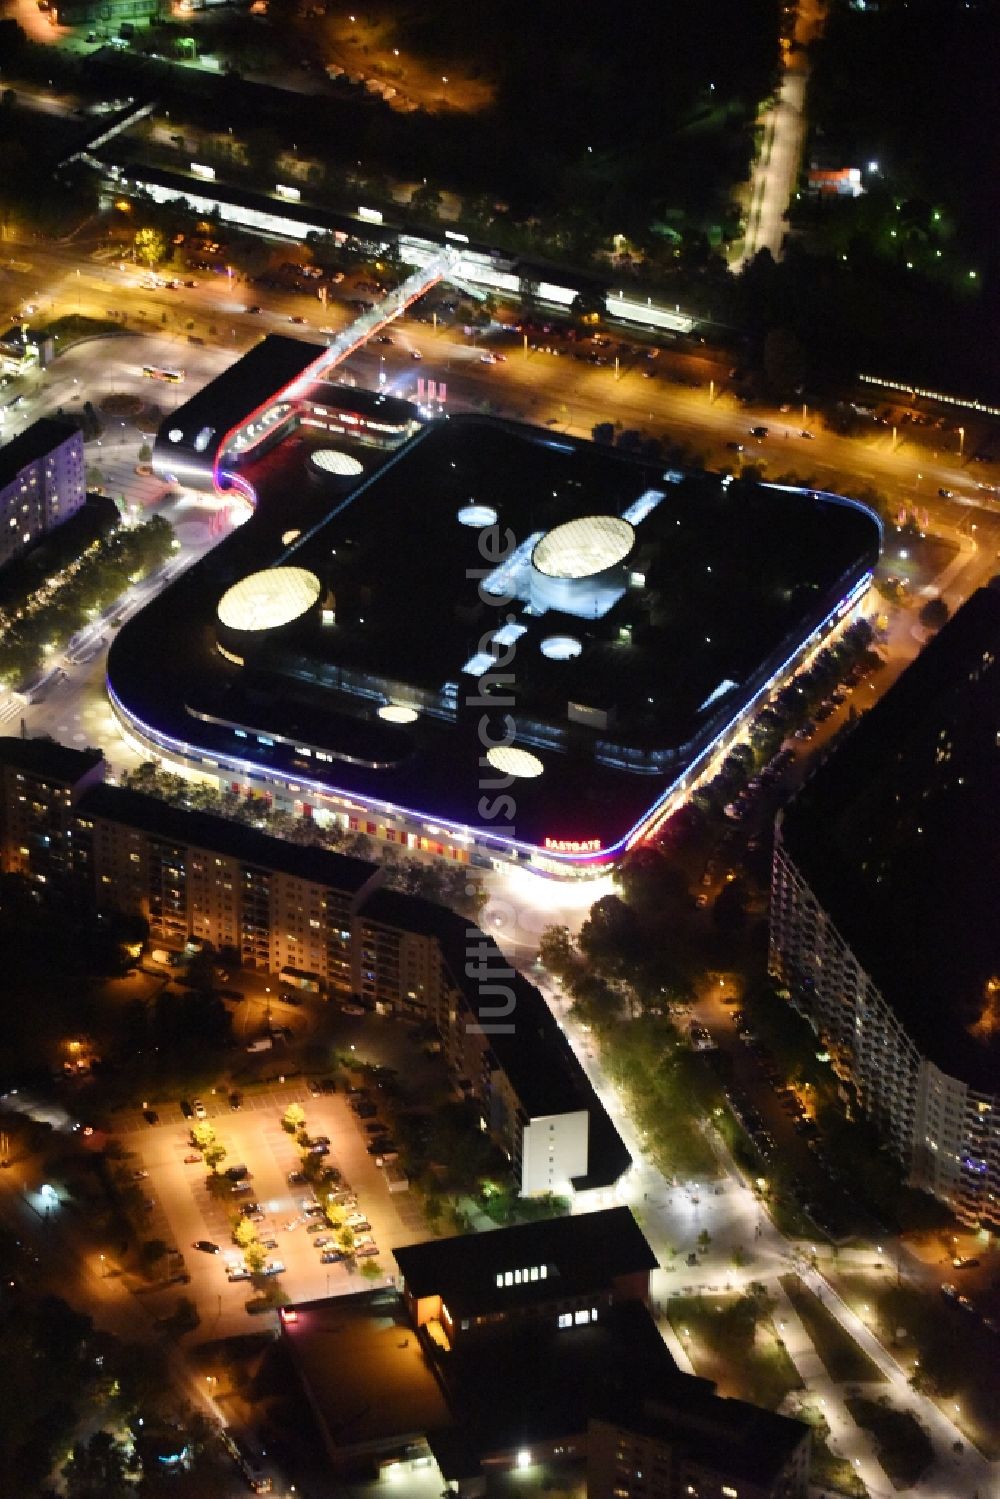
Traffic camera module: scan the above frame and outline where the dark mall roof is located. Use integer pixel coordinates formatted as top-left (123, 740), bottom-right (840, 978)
top-left (781, 587), bottom-right (1000, 1090)
top-left (0, 417), bottom-right (80, 489)
top-left (358, 890), bottom-right (631, 1185)
top-left (0, 736), bottom-right (104, 785)
top-left (109, 413), bottom-right (880, 855)
top-left (392, 1207), bottom-right (656, 1318)
top-left (161, 334), bottom-right (324, 451)
top-left (76, 784), bottom-right (380, 895)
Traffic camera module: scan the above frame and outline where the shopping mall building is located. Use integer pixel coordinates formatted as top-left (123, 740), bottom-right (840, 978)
top-left (120, 368), bottom-right (881, 878)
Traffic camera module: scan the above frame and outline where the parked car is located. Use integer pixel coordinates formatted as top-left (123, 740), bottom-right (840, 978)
top-left (193, 1240), bottom-right (219, 1254)
top-left (192, 1099), bottom-right (207, 1120)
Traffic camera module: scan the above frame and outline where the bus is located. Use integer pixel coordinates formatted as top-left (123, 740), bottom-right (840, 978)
top-left (142, 364), bottom-right (185, 383)
top-left (221, 1431), bottom-right (272, 1493)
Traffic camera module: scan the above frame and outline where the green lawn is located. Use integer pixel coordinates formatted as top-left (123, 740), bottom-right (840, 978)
top-left (845, 1396), bottom-right (933, 1489)
top-left (781, 1274), bottom-right (885, 1384)
top-left (668, 1293), bottom-right (803, 1411)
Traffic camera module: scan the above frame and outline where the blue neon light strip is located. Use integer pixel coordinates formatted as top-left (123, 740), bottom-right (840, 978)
top-left (105, 560), bottom-right (873, 872)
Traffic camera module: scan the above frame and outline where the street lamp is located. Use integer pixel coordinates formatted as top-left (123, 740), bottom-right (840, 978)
top-left (958, 425), bottom-right (965, 458)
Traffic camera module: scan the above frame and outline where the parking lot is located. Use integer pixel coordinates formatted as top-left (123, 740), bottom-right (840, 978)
top-left (121, 1074), bottom-right (431, 1331)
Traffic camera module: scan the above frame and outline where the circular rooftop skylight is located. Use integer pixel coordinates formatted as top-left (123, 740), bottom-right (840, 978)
top-left (217, 567), bottom-right (321, 633)
top-left (540, 634), bottom-right (582, 660)
top-left (167, 428), bottom-right (182, 443)
top-left (532, 515), bottom-right (635, 580)
top-left (310, 448), bottom-right (364, 478)
top-left (486, 745), bottom-right (544, 779)
top-left (378, 704), bottom-right (419, 724)
top-left (457, 503), bottom-right (499, 528)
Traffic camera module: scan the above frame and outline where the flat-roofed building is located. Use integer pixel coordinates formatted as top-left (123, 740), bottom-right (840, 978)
top-left (281, 1212), bottom-right (810, 1498)
top-left (393, 1206), bottom-right (656, 1343)
top-left (73, 785), bottom-right (381, 990)
top-left (770, 588), bottom-right (1000, 1225)
top-left (0, 737), bottom-right (105, 884)
top-left (354, 888), bottom-right (630, 1196)
top-left (0, 418), bottom-right (85, 572)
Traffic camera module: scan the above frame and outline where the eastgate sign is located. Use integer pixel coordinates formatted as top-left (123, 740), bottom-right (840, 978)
top-left (544, 837), bottom-right (602, 853)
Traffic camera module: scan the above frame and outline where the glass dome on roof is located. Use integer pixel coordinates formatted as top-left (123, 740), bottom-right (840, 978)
top-left (532, 515), bottom-right (634, 579)
top-left (485, 745), bottom-right (544, 779)
top-left (310, 448), bottom-right (364, 478)
top-left (217, 567), bottom-right (321, 633)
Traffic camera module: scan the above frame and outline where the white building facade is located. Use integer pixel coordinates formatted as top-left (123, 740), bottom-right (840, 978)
top-left (770, 814), bottom-right (1000, 1227)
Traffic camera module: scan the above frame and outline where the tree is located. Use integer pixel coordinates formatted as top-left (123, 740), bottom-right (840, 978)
top-left (232, 1218), bottom-right (257, 1251)
top-left (203, 1142), bottom-right (227, 1174)
top-left (139, 1238), bottom-right (169, 1273)
top-left (919, 596), bottom-right (949, 630)
top-left (762, 326), bottom-right (806, 395)
top-left (359, 1259), bottom-right (383, 1281)
top-left (137, 441), bottom-right (152, 465)
top-left (578, 894), bottom-right (643, 979)
top-left (337, 1225), bottom-right (356, 1255)
top-left (243, 1241), bottom-right (267, 1276)
top-left (408, 181), bottom-right (443, 220)
top-left (282, 1102), bottom-right (306, 1134)
top-left (697, 1229), bottom-right (712, 1252)
top-left (133, 227), bottom-right (168, 268)
top-left (63, 1430), bottom-right (131, 1499)
top-left (712, 878), bottom-right (750, 940)
top-left (190, 1121), bottom-right (215, 1152)
top-left (538, 924), bottom-right (579, 981)
top-left (170, 1295), bottom-right (199, 1334)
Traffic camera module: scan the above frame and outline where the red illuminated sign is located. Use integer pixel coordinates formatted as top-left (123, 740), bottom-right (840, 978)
top-left (544, 837), bottom-right (602, 854)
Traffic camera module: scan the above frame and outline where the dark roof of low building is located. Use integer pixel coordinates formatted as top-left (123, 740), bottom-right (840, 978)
top-left (392, 1207), bottom-right (656, 1317)
top-left (282, 1288), bottom-right (808, 1489)
top-left (76, 784), bottom-right (380, 895)
top-left (780, 587), bottom-right (1000, 1089)
top-left (610, 1386), bottom-right (810, 1487)
top-left (156, 334), bottom-right (324, 456)
top-left (0, 736), bottom-right (104, 785)
top-left (0, 417), bottom-right (80, 489)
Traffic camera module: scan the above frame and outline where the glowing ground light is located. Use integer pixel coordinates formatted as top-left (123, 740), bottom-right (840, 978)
top-left (540, 634), bottom-right (582, 660)
top-left (486, 745), bottom-right (544, 778)
top-left (532, 515), bottom-right (634, 579)
top-left (217, 567), bottom-right (321, 632)
top-left (309, 448), bottom-right (365, 477)
top-left (378, 703), bottom-right (419, 724)
top-left (457, 503), bottom-right (499, 528)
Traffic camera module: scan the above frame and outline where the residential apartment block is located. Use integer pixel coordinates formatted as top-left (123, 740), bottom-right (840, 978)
top-left (74, 785), bottom-right (381, 991)
top-left (0, 418), bottom-right (85, 571)
top-left (0, 738), bottom-right (629, 1199)
top-left (0, 737), bottom-right (105, 884)
top-left (770, 589), bottom-right (1000, 1226)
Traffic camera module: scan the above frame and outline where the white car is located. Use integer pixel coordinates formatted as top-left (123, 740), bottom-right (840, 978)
top-left (192, 1099), bottom-right (207, 1120)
